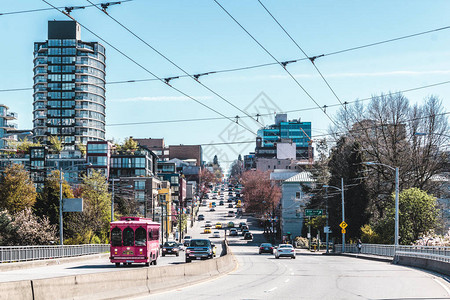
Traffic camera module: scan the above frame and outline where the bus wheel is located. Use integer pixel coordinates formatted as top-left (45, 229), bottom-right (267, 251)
top-left (127, 263), bottom-right (132, 266)
top-left (153, 259), bottom-right (157, 265)
top-left (115, 263), bottom-right (120, 267)
top-left (145, 262), bottom-right (150, 267)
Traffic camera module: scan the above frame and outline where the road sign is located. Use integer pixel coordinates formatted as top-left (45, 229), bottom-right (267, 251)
top-left (339, 221), bottom-right (348, 229)
top-left (324, 226), bottom-right (332, 233)
top-left (341, 228), bottom-right (346, 234)
top-left (305, 209), bottom-right (324, 217)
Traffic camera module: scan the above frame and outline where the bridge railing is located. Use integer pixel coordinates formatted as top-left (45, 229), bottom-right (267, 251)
top-left (0, 244), bottom-right (109, 263)
top-left (334, 243), bottom-right (450, 263)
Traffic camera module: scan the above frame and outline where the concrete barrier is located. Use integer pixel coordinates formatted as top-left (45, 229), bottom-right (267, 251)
top-left (395, 256), bottom-right (450, 276)
top-left (0, 280), bottom-right (33, 300)
top-left (0, 245), bottom-right (238, 299)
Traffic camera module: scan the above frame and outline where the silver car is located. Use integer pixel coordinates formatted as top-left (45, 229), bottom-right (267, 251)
top-left (275, 244), bottom-right (296, 259)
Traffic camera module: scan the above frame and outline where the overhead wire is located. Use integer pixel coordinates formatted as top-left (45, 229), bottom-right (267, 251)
top-left (213, 0), bottom-right (339, 127)
top-left (41, 0), bottom-right (257, 136)
top-left (85, 0), bottom-right (263, 126)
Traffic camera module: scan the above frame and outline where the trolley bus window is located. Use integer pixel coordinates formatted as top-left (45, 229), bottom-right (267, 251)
top-left (152, 228), bottom-right (159, 240)
top-left (111, 227), bottom-right (122, 246)
top-left (123, 227), bottom-right (134, 246)
top-left (135, 227), bottom-right (146, 246)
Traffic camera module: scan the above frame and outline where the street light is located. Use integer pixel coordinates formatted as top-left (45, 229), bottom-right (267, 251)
top-left (324, 178), bottom-right (345, 253)
top-left (363, 162), bottom-right (399, 248)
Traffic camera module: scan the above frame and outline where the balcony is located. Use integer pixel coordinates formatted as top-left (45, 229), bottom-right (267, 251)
top-left (3, 112), bottom-right (17, 120)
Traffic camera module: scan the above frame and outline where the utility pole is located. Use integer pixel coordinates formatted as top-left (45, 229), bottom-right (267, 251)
top-left (341, 178), bottom-right (345, 253)
top-left (59, 164), bottom-right (63, 245)
top-left (325, 187), bottom-right (329, 254)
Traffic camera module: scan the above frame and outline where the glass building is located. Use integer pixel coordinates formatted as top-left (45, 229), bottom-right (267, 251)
top-left (0, 104), bottom-right (18, 151)
top-left (256, 114), bottom-right (312, 159)
top-left (33, 21), bottom-right (106, 150)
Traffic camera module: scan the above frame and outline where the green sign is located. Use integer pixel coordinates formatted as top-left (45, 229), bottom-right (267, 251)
top-left (305, 209), bottom-right (324, 217)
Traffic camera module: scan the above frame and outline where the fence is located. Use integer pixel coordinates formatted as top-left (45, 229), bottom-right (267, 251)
top-left (0, 244), bottom-right (109, 263)
top-left (334, 243), bottom-right (450, 263)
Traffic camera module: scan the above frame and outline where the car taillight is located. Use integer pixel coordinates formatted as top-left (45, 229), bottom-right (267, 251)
top-left (270, 247), bottom-right (273, 250)
top-left (290, 250), bottom-right (294, 252)
top-left (260, 247), bottom-right (263, 250)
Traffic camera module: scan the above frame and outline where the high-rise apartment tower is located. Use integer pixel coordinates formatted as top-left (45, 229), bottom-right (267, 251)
top-left (33, 21), bottom-right (106, 150)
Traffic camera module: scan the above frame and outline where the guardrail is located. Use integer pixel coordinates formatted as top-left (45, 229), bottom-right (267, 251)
top-left (334, 243), bottom-right (450, 263)
top-left (0, 244), bottom-right (109, 263)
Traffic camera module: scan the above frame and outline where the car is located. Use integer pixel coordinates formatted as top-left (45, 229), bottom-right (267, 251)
top-left (162, 241), bottom-right (180, 257)
top-left (198, 214), bottom-right (205, 221)
top-left (238, 222), bottom-right (247, 228)
top-left (204, 227), bottom-right (211, 234)
top-left (205, 223), bottom-right (212, 229)
top-left (205, 220), bottom-right (212, 225)
top-left (209, 207), bottom-right (215, 212)
top-left (227, 199), bottom-right (232, 203)
top-left (185, 239), bottom-right (215, 262)
top-left (229, 228), bottom-right (238, 236)
top-left (212, 202), bottom-right (216, 207)
top-left (228, 203), bottom-right (233, 208)
top-left (215, 222), bottom-right (222, 229)
top-left (183, 235), bottom-right (192, 243)
top-left (227, 210), bottom-right (235, 217)
top-left (244, 232), bottom-right (253, 240)
top-left (240, 225), bottom-right (249, 231)
top-left (274, 244), bottom-right (296, 259)
top-left (228, 192), bottom-right (233, 195)
top-left (227, 221), bottom-right (235, 228)
top-left (241, 229), bottom-right (249, 236)
top-left (219, 200), bottom-right (224, 206)
top-left (259, 243), bottom-right (274, 254)
top-left (213, 231), bottom-right (220, 238)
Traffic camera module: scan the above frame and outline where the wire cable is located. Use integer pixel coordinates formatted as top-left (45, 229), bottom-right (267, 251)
top-left (85, 0), bottom-right (263, 126)
top-left (41, 0), bottom-right (257, 136)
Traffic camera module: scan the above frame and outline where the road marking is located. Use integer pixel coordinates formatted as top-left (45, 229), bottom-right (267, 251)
top-left (291, 272), bottom-right (294, 275)
top-left (433, 277), bottom-right (450, 296)
top-left (285, 279), bottom-right (290, 283)
top-left (265, 287), bottom-right (278, 293)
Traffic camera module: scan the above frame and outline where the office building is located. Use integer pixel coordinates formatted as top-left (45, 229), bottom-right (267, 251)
top-left (33, 21), bottom-right (106, 149)
top-left (0, 105), bottom-right (18, 151)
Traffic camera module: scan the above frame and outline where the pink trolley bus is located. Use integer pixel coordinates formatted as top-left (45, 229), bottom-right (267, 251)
top-left (110, 216), bottom-right (160, 267)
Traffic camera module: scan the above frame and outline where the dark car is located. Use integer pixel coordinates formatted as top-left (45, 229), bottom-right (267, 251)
top-left (244, 232), bottom-right (253, 240)
top-left (162, 241), bottom-right (180, 257)
top-left (185, 239), bottom-right (215, 263)
top-left (240, 225), bottom-right (249, 231)
top-left (198, 214), bottom-right (205, 221)
top-left (219, 200), bottom-right (224, 206)
top-left (259, 243), bottom-right (274, 254)
top-left (228, 203), bottom-right (233, 208)
top-left (242, 229), bottom-right (249, 236)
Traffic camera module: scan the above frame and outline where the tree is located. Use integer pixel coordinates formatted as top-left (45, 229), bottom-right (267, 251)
top-left (213, 155), bottom-right (219, 166)
top-left (229, 159), bottom-right (243, 178)
top-left (8, 138), bottom-right (41, 154)
top-left (34, 170), bottom-right (74, 226)
top-left (0, 164), bottom-right (36, 213)
top-left (241, 170), bottom-right (281, 216)
top-left (121, 137), bottom-right (138, 152)
top-left (0, 209), bottom-right (57, 246)
top-left (375, 188), bottom-right (439, 245)
top-left (65, 170), bottom-right (110, 244)
top-left (327, 137), bottom-right (370, 240)
top-left (49, 135), bottom-right (63, 154)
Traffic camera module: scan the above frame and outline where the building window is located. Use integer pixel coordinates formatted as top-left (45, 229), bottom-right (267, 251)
top-left (87, 156), bottom-right (107, 166)
top-left (170, 176), bottom-right (179, 185)
top-left (135, 191), bottom-right (145, 202)
top-left (134, 181), bottom-right (145, 190)
top-left (87, 143), bottom-right (108, 154)
top-left (296, 191), bottom-right (301, 200)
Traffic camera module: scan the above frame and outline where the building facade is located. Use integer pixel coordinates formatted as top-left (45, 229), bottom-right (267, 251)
top-left (0, 105), bottom-right (18, 151)
top-left (33, 21), bottom-right (106, 149)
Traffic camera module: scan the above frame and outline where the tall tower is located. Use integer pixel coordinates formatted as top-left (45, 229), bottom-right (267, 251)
top-left (33, 21), bottom-right (106, 150)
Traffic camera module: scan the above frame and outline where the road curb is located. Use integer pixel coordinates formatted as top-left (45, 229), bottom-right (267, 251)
top-left (338, 253), bottom-right (393, 263)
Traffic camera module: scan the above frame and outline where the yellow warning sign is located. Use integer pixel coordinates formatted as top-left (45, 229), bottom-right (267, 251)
top-left (341, 228), bottom-right (346, 234)
top-left (340, 221), bottom-right (348, 229)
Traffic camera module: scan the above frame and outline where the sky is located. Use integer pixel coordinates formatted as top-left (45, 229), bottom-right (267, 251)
top-left (1, 0), bottom-right (450, 171)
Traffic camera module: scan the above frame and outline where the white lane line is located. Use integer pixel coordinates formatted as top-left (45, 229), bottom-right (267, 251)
top-left (265, 287), bottom-right (278, 293)
top-left (291, 272), bottom-right (294, 275)
top-left (433, 277), bottom-right (450, 296)
top-left (285, 279), bottom-right (290, 283)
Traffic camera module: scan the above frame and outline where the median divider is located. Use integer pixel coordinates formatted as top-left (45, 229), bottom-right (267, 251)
top-left (0, 244), bottom-right (238, 300)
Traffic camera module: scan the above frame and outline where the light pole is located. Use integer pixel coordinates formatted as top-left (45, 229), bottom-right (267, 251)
top-left (110, 178), bottom-right (120, 222)
top-left (325, 187), bottom-right (329, 253)
top-left (364, 162), bottom-right (399, 247)
top-left (324, 178), bottom-right (345, 253)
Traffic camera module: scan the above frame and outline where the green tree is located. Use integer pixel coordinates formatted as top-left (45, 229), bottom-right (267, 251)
top-left (34, 170), bottom-right (74, 226)
top-left (121, 137), bottom-right (138, 152)
top-left (65, 170), bottom-right (110, 244)
top-left (49, 136), bottom-right (63, 154)
top-left (375, 188), bottom-right (439, 245)
top-left (8, 138), bottom-right (41, 154)
top-left (0, 164), bottom-right (37, 213)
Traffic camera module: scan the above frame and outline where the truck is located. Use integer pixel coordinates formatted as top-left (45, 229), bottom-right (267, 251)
top-left (185, 239), bottom-right (216, 263)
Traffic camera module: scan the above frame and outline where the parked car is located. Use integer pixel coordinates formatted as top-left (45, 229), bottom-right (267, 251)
top-left (185, 239), bottom-right (215, 262)
top-left (162, 241), bottom-right (180, 257)
top-left (259, 243), bottom-right (274, 254)
top-left (275, 244), bottom-right (296, 259)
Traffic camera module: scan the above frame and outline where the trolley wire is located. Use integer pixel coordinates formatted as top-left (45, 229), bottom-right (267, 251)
top-left (41, 0), bottom-right (257, 136)
top-left (85, 0), bottom-right (263, 126)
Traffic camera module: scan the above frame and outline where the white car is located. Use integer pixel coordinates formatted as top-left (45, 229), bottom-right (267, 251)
top-left (275, 244), bottom-right (296, 259)
top-left (213, 231), bottom-right (220, 238)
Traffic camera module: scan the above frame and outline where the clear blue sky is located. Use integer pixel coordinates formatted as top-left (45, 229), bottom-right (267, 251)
top-left (1, 0), bottom-right (449, 170)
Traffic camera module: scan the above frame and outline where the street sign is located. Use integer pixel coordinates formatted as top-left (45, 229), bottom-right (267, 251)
top-left (63, 198), bottom-right (83, 212)
top-left (339, 221), bottom-right (348, 229)
top-left (341, 228), bottom-right (346, 234)
top-left (305, 209), bottom-right (324, 217)
top-left (324, 226), bottom-right (332, 233)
